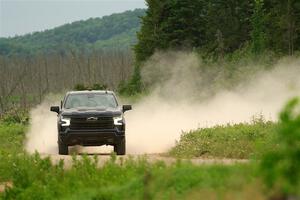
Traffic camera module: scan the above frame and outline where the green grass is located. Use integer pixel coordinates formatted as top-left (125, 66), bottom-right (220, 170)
top-left (0, 123), bottom-right (27, 153)
top-left (0, 153), bottom-right (264, 200)
top-left (169, 118), bottom-right (277, 159)
top-left (0, 115), bottom-right (283, 199)
top-left (0, 122), bottom-right (27, 182)
top-left (0, 118), bottom-right (268, 199)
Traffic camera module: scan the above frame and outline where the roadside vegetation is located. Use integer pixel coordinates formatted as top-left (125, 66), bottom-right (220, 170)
top-left (1, 153), bottom-right (259, 200)
top-left (1, 99), bottom-right (300, 199)
top-left (170, 117), bottom-right (277, 159)
top-left (0, 123), bottom-right (26, 154)
top-left (0, 123), bottom-right (26, 183)
top-left (0, 114), bottom-right (262, 199)
top-left (0, 0), bottom-right (299, 199)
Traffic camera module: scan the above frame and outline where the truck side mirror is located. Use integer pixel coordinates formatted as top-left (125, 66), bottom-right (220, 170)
top-left (50, 106), bottom-right (60, 114)
top-left (122, 105), bottom-right (132, 112)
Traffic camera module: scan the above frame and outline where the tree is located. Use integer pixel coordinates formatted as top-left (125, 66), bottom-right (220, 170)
top-left (264, 0), bottom-right (300, 55)
top-left (251, 0), bottom-right (266, 55)
top-left (134, 0), bottom-right (255, 63)
top-left (134, 0), bottom-right (168, 64)
top-left (0, 9), bottom-right (145, 56)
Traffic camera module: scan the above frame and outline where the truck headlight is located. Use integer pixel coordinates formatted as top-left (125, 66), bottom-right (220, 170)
top-left (61, 116), bottom-right (71, 127)
top-left (113, 115), bottom-right (123, 125)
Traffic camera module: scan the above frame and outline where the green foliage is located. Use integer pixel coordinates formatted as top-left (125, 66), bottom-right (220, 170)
top-left (264, 0), bottom-right (300, 55)
top-left (0, 9), bottom-right (145, 56)
top-left (92, 27), bottom-right (140, 49)
top-left (92, 83), bottom-right (108, 90)
top-left (134, 0), bottom-right (300, 64)
top-left (170, 116), bottom-right (277, 159)
top-left (73, 83), bottom-right (108, 91)
top-left (0, 110), bottom-right (29, 125)
top-left (0, 116), bottom-right (264, 199)
top-left (260, 98), bottom-right (300, 197)
top-left (133, 0), bottom-right (165, 64)
top-left (128, 0), bottom-right (297, 95)
top-left (134, 0), bottom-right (207, 64)
top-left (134, 0), bottom-right (255, 64)
top-left (0, 152), bottom-right (260, 200)
top-left (251, 0), bottom-right (266, 55)
top-left (74, 84), bottom-right (87, 91)
top-left (118, 65), bottom-right (143, 96)
top-left (0, 123), bottom-right (26, 155)
top-left (3, 99), bottom-right (300, 198)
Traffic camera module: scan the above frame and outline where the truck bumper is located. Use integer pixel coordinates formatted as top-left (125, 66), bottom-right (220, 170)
top-left (58, 128), bottom-right (125, 146)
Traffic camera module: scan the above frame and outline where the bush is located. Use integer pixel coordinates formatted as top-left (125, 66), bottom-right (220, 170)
top-left (0, 122), bottom-right (27, 180)
top-left (0, 122), bottom-right (26, 154)
top-left (92, 83), bottom-right (108, 90)
top-left (74, 83), bottom-right (86, 91)
top-left (0, 109), bottom-right (29, 125)
top-left (260, 98), bottom-right (300, 199)
top-left (73, 83), bottom-right (108, 91)
top-left (118, 65), bottom-right (143, 96)
top-left (169, 116), bottom-right (277, 159)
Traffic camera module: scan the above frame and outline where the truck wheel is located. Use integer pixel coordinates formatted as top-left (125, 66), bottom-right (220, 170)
top-left (114, 139), bottom-right (126, 155)
top-left (58, 142), bottom-right (68, 155)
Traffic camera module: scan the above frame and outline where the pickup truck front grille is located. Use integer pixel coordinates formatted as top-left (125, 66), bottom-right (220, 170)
top-left (70, 116), bottom-right (114, 130)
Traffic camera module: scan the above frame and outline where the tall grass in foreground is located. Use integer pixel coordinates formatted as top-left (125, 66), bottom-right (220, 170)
top-left (260, 98), bottom-right (300, 199)
top-left (1, 98), bottom-right (300, 199)
top-left (0, 117), bottom-right (264, 200)
top-left (0, 153), bottom-right (260, 200)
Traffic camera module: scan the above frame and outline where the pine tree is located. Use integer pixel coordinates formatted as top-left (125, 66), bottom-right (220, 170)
top-left (161, 0), bottom-right (205, 49)
top-left (134, 0), bottom-right (168, 64)
top-left (251, 0), bottom-right (266, 55)
top-left (264, 0), bottom-right (300, 55)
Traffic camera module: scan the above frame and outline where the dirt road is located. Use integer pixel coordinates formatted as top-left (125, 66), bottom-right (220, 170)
top-left (44, 154), bottom-right (248, 169)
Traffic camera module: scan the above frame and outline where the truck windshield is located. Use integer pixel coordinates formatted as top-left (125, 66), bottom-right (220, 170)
top-left (64, 93), bottom-right (118, 109)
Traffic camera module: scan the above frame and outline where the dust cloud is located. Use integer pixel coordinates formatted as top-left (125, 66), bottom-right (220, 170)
top-left (25, 52), bottom-right (300, 154)
top-left (126, 52), bottom-right (300, 154)
top-left (25, 98), bottom-right (59, 154)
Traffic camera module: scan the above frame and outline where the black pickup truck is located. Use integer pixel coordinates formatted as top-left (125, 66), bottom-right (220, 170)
top-left (50, 90), bottom-right (132, 155)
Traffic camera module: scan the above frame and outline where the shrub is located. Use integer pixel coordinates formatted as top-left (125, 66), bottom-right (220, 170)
top-left (0, 122), bottom-right (26, 154)
top-left (92, 83), bottom-right (107, 90)
top-left (169, 116), bottom-right (276, 159)
top-left (0, 109), bottom-right (29, 125)
top-left (73, 83), bottom-right (108, 91)
top-left (118, 65), bottom-right (143, 96)
top-left (260, 98), bottom-right (300, 199)
top-left (74, 83), bottom-right (86, 91)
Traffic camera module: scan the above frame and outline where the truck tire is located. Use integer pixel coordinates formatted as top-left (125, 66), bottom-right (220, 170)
top-left (58, 142), bottom-right (68, 155)
top-left (114, 139), bottom-right (126, 155)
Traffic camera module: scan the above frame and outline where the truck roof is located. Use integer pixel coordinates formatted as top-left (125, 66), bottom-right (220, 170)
top-left (66, 90), bottom-right (115, 95)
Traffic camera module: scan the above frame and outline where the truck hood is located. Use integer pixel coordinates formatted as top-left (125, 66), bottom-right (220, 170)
top-left (61, 107), bottom-right (122, 117)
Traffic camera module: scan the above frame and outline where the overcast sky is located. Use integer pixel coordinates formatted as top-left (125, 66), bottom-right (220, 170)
top-left (0, 0), bottom-right (147, 38)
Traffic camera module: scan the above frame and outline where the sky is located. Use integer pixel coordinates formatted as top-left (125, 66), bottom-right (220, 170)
top-left (0, 0), bottom-right (147, 38)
